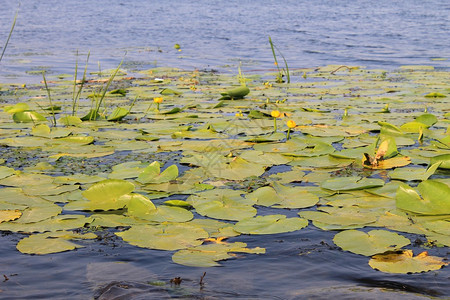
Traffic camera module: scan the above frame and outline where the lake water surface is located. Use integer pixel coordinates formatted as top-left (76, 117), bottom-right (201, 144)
top-left (0, 1), bottom-right (449, 299)
top-left (0, 0), bottom-right (449, 83)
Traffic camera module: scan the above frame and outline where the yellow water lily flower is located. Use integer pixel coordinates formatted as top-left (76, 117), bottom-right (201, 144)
top-left (286, 120), bottom-right (296, 140)
top-left (271, 110), bottom-right (281, 118)
top-left (153, 97), bottom-right (163, 112)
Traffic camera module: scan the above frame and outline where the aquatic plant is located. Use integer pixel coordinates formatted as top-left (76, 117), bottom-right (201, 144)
top-left (71, 51), bottom-right (90, 116)
top-left (286, 119), bottom-right (296, 139)
top-left (0, 64), bottom-right (448, 275)
top-left (268, 36), bottom-right (290, 83)
top-left (271, 110), bottom-right (281, 132)
top-left (154, 97), bottom-right (163, 111)
top-left (41, 72), bottom-right (57, 126)
top-left (0, 6), bottom-right (19, 63)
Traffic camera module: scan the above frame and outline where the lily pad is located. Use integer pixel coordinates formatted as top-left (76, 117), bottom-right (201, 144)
top-left (116, 223), bottom-right (208, 251)
top-left (234, 214), bottom-right (308, 235)
top-left (369, 250), bottom-right (448, 274)
top-left (333, 229), bottom-right (410, 256)
top-left (172, 242), bottom-right (265, 267)
top-left (396, 180), bottom-right (450, 215)
top-left (321, 176), bottom-right (384, 191)
top-left (17, 231), bottom-right (96, 255)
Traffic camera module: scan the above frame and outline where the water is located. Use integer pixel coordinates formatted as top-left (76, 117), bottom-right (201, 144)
top-left (0, 1), bottom-right (449, 298)
top-left (0, 0), bottom-right (449, 83)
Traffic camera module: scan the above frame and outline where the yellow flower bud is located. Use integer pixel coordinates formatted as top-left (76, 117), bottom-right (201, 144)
top-left (153, 97), bottom-right (163, 103)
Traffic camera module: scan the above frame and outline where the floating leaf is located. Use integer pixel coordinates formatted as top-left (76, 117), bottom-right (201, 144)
top-left (219, 86), bottom-right (250, 100)
top-left (369, 250), bottom-right (448, 274)
top-left (396, 180), bottom-right (450, 215)
top-left (160, 88), bottom-right (182, 95)
top-left (430, 154), bottom-right (450, 169)
top-left (333, 229), bottom-right (410, 256)
top-left (188, 189), bottom-right (256, 221)
top-left (4, 103), bottom-right (30, 113)
top-left (321, 176), bottom-right (384, 191)
top-left (0, 209), bottom-right (22, 223)
top-left (137, 161), bottom-right (178, 184)
top-left (13, 111), bottom-right (47, 123)
top-left (234, 215), bottom-right (308, 235)
top-left (124, 193), bottom-right (156, 218)
top-left (116, 223), bottom-right (208, 251)
top-left (299, 207), bottom-right (378, 229)
top-left (65, 179), bottom-right (134, 211)
top-left (389, 163), bottom-right (440, 181)
top-left (172, 242), bottom-right (265, 267)
top-left (0, 166), bottom-right (15, 180)
top-left (17, 231), bottom-right (96, 255)
top-left (107, 107), bottom-right (129, 121)
top-left (246, 184), bottom-right (319, 209)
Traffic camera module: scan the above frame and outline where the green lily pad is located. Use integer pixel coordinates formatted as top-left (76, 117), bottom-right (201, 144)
top-left (234, 214), bottom-right (308, 235)
top-left (396, 180), bottom-right (450, 215)
top-left (17, 231), bottom-right (96, 255)
top-left (219, 86), bottom-right (250, 100)
top-left (13, 111), bottom-right (47, 123)
top-left (246, 184), bottom-right (319, 209)
top-left (107, 107), bottom-right (129, 121)
top-left (0, 166), bottom-right (15, 180)
top-left (430, 154), bottom-right (450, 169)
top-left (65, 179), bottom-right (134, 211)
top-left (116, 223), bottom-right (208, 251)
top-left (299, 207), bottom-right (378, 229)
top-left (388, 163), bottom-right (440, 181)
top-left (333, 229), bottom-right (410, 256)
top-left (188, 189), bottom-right (256, 221)
top-left (206, 157), bottom-right (266, 181)
top-left (172, 242), bottom-right (265, 267)
top-left (321, 176), bottom-right (385, 191)
top-left (137, 161), bottom-right (178, 184)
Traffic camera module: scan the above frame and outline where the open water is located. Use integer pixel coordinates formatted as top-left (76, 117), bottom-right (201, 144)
top-left (0, 0), bottom-right (449, 299)
top-left (0, 0), bottom-right (449, 83)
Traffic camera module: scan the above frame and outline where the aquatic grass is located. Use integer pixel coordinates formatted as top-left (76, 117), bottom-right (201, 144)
top-left (71, 51), bottom-right (90, 116)
top-left (85, 56), bottom-right (124, 120)
top-left (268, 36), bottom-right (290, 83)
top-left (0, 6), bottom-right (19, 63)
top-left (42, 72), bottom-right (57, 126)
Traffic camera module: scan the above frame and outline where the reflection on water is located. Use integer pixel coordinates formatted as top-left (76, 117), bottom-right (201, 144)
top-left (0, 0), bottom-right (449, 83)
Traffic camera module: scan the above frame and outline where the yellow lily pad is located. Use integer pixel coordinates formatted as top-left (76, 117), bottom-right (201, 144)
top-left (369, 250), bottom-right (448, 274)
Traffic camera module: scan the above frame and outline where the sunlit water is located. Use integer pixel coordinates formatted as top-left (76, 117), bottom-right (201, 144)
top-left (0, 0), bottom-right (449, 83)
top-left (0, 0), bottom-right (449, 298)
